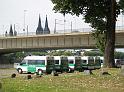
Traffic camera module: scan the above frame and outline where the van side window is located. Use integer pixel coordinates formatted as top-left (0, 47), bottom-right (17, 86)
top-left (28, 60), bottom-right (36, 65)
top-left (37, 60), bottom-right (45, 65)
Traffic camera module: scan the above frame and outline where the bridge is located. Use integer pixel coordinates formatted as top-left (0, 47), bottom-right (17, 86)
top-left (0, 30), bottom-right (124, 54)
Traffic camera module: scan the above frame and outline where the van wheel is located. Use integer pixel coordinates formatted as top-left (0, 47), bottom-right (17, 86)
top-left (18, 68), bottom-right (22, 74)
top-left (38, 70), bottom-right (43, 75)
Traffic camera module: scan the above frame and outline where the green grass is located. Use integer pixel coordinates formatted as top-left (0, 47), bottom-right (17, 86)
top-left (0, 68), bottom-right (124, 92)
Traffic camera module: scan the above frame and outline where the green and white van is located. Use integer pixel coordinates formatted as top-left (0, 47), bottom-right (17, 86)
top-left (81, 56), bottom-right (95, 70)
top-left (60, 56), bottom-right (69, 72)
top-left (16, 56), bottom-right (54, 75)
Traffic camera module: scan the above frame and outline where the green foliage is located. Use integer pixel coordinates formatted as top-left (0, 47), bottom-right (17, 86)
top-left (48, 50), bottom-right (63, 56)
top-left (31, 52), bottom-right (47, 56)
top-left (63, 51), bottom-right (72, 56)
top-left (51, 0), bottom-right (122, 68)
top-left (114, 51), bottom-right (124, 59)
top-left (15, 52), bottom-right (26, 59)
top-left (120, 0), bottom-right (124, 13)
top-left (83, 51), bottom-right (103, 56)
top-left (92, 30), bottom-right (106, 53)
top-left (48, 50), bottom-right (73, 56)
top-left (51, 0), bottom-right (120, 53)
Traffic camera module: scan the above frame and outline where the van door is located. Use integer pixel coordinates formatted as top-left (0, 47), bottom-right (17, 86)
top-left (27, 60), bottom-right (36, 73)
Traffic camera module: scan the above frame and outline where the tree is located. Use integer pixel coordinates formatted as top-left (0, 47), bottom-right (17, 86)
top-left (51, 0), bottom-right (121, 68)
top-left (120, 0), bottom-right (124, 13)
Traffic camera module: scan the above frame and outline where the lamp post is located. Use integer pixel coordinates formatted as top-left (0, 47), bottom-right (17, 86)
top-left (64, 16), bottom-right (66, 33)
top-left (73, 17), bottom-right (76, 31)
top-left (122, 12), bottom-right (124, 30)
top-left (23, 10), bottom-right (27, 35)
top-left (71, 21), bottom-right (72, 32)
top-left (54, 19), bottom-right (57, 34)
top-left (27, 25), bottom-right (28, 36)
top-left (54, 19), bottom-right (63, 33)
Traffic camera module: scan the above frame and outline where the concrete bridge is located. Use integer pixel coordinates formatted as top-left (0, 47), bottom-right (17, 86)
top-left (0, 31), bottom-right (124, 54)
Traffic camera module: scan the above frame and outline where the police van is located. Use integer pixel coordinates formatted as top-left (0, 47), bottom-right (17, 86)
top-left (16, 56), bottom-right (54, 75)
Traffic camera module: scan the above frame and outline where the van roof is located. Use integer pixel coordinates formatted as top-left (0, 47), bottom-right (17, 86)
top-left (24, 56), bottom-right (47, 60)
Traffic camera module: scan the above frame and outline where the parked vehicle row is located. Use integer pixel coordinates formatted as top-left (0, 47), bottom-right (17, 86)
top-left (115, 59), bottom-right (124, 68)
top-left (16, 55), bottom-right (102, 75)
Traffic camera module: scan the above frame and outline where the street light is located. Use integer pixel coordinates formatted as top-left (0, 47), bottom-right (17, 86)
top-left (64, 16), bottom-right (65, 33)
top-left (54, 19), bottom-right (63, 34)
top-left (23, 10), bottom-right (27, 35)
top-left (73, 17), bottom-right (76, 31)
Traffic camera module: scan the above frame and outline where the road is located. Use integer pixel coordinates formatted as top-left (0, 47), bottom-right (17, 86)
top-left (0, 69), bottom-right (17, 79)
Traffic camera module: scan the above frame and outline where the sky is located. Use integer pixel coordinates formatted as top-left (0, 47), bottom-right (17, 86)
top-left (0, 0), bottom-right (124, 52)
top-left (0, 0), bottom-right (92, 35)
top-left (0, 0), bottom-right (124, 35)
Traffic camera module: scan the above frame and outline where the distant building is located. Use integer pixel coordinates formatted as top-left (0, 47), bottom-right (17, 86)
top-left (44, 15), bottom-right (50, 34)
top-left (14, 30), bottom-right (17, 36)
top-left (14, 24), bottom-right (17, 36)
top-left (36, 15), bottom-right (43, 35)
top-left (9, 24), bottom-right (13, 36)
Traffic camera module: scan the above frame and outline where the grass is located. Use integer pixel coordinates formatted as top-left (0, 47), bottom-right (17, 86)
top-left (0, 68), bottom-right (124, 92)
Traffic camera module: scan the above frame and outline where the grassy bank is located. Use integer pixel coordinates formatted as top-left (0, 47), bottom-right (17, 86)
top-left (0, 68), bottom-right (124, 92)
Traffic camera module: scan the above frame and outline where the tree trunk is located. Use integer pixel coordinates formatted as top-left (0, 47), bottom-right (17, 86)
top-left (104, 0), bottom-right (116, 68)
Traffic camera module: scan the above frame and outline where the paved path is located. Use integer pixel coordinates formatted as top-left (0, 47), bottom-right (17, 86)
top-left (0, 69), bottom-right (17, 79)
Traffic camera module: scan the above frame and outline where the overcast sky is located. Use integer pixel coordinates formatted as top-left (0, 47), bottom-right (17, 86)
top-left (0, 0), bottom-right (92, 35)
top-left (0, 0), bottom-right (123, 35)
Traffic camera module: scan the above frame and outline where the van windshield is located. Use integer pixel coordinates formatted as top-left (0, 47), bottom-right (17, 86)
top-left (95, 57), bottom-right (101, 64)
top-left (68, 60), bottom-right (74, 64)
top-left (54, 60), bottom-right (59, 65)
top-left (81, 60), bottom-right (87, 64)
top-left (88, 57), bottom-right (94, 64)
top-left (21, 60), bottom-right (26, 65)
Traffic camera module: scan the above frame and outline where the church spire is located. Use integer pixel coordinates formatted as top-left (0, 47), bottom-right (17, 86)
top-left (36, 14), bottom-right (43, 35)
top-left (9, 24), bottom-right (13, 36)
top-left (44, 15), bottom-right (50, 34)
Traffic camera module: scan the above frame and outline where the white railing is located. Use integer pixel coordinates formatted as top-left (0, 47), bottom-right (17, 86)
top-left (0, 28), bottom-right (93, 37)
top-left (0, 27), bottom-right (124, 37)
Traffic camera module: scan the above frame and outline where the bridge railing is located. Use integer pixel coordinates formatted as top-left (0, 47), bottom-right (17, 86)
top-left (0, 27), bottom-right (124, 37)
top-left (0, 28), bottom-right (93, 37)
